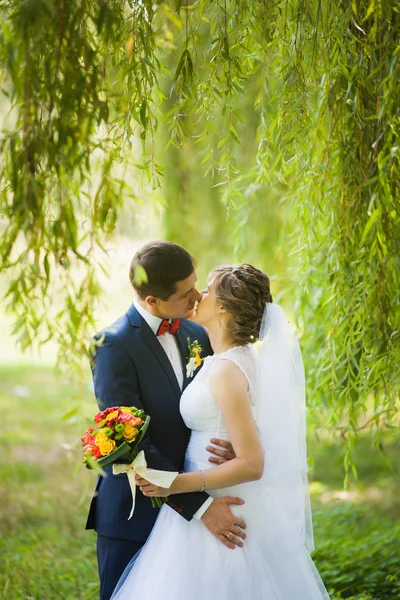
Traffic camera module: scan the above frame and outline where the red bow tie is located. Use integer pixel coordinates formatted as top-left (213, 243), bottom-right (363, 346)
top-left (157, 319), bottom-right (181, 337)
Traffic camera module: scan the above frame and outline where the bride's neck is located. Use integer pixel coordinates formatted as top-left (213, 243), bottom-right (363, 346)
top-left (206, 322), bottom-right (236, 354)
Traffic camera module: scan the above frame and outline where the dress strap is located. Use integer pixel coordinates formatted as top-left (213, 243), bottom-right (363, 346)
top-left (209, 346), bottom-right (258, 406)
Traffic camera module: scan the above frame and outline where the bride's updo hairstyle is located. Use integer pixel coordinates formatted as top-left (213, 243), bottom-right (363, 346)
top-left (209, 264), bottom-right (272, 345)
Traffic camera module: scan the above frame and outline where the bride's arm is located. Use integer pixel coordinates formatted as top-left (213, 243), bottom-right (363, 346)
top-left (138, 359), bottom-right (264, 497)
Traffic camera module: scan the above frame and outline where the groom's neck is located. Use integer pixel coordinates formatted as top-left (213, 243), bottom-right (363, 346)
top-left (136, 297), bottom-right (170, 320)
top-left (136, 297), bottom-right (161, 318)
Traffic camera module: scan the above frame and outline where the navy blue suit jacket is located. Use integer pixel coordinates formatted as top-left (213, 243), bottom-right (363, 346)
top-left (85, 304), bottom-right (213, 542)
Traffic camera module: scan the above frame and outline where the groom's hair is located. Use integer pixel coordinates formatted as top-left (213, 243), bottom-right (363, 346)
top-left (130, 241), bottom-right (196, 300)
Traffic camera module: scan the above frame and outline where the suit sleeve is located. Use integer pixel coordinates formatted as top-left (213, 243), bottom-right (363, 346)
top-left (91, 334), bottom-right (211, 520)
top-left (91, 334), bottom-right (176, 472)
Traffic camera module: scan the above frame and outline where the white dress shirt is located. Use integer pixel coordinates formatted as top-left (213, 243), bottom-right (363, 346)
top-left (133, 299), bottom-right (213, 519)
top-left (134, 298), bottom-right (184, 389)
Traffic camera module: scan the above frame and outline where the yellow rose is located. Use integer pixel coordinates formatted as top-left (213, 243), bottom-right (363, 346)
top-left (98, 438), bottom-right (116, 456)
top-left (195, 353), bottom-right (201, 366)
top-left (120, 407), bottom-right (135, 413)
top-left (123, 425), bottom-right (139, 442)
top-left (105, 410), bottom-right (119, 421)
top-left (95, 430), bottom-right (109, 445)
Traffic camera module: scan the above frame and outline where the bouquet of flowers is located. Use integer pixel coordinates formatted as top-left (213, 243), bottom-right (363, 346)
top-left (81, 405), bottom-right (150, 469)
top-left (81, 406), bottom-right (174, 513)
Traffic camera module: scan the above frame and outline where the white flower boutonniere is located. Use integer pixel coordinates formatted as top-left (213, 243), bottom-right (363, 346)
top-left (186, 338), bottom-right (203, 378)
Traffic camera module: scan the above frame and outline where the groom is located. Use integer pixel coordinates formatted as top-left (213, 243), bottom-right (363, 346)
top-left (86, 241), bottom-right (246, 600)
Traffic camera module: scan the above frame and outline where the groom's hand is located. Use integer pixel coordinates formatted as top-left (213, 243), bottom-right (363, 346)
top-left (206, 438), bottom-right (235, 464)
top-left (201, 497), bottom-right (246, 550)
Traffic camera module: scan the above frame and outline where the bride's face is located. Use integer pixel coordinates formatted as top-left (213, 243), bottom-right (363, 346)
top-left (193, 277), bottom-right (224, 327)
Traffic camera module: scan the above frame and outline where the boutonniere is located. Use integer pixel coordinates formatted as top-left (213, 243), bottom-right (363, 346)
top-left (186, 338), bottom-right (203, 378)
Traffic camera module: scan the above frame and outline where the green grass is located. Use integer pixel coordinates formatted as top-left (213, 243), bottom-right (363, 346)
top-left (0, 364), bottom-right (399, 599)
top-left (0, 364), bottom-right (99, 600)
top-left (308, 433), bottom-right (400, 600)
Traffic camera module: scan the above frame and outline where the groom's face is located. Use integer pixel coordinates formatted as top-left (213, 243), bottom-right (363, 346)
top-left (148, 271), bottom-right (202, 319)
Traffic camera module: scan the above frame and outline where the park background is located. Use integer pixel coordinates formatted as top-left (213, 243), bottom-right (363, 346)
top-left (0, 2), bottom-right (399, 599)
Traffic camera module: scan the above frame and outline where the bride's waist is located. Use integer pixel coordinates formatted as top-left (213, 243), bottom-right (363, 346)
top-left (184, 431), bottom-right (229, 471)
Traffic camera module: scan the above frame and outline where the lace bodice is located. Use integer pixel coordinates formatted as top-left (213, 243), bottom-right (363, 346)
top-left (180, 345), bottom-right (258, 471)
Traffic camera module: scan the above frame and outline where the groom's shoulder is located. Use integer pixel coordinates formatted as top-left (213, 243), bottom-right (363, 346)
top-left (180, 320), bottom-right (210, 348)
top-left (94, 305), bottom-right (137, 344)
top-left (182, 320), bottom-right (212, 357)
top-left (181, 320), bottom-right (203, 334)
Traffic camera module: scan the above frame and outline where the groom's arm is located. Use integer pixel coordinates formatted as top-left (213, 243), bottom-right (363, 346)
top-left (91, 334), bottom-right (178, 472)
top-left (91, 334), bottom-right (211, 519)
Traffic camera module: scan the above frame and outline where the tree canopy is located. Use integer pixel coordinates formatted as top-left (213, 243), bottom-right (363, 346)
top-left (0, 1), bottom-right (399, 466)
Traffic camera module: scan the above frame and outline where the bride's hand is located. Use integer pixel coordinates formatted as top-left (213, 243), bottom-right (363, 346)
top-left (135, 474), bottom-right (173, 497)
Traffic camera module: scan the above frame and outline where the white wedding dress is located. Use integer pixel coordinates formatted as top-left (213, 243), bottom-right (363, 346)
top-left (112, 346), bottom-right (330, 600)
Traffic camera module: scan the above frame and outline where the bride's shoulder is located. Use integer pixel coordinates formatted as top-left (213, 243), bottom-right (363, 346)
top-left (221, 344), bottom-right (257, 368)
top-left (208, 345), bottom-right (254, 386)
top-left (208, 357), bottom-right (249, 395)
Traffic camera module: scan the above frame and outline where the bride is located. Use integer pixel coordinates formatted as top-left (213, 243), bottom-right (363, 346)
top-left (112, 263), bottom-right (330, 600)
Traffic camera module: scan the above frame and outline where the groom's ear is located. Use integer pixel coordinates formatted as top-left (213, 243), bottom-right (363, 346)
top-left (146, 295), bottom-right (160, 307)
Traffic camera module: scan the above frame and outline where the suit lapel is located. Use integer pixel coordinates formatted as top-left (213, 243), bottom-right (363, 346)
top-left (128, 304), bottom-right (182, 400)
top-left (175, 326), bottom-right (190, 390)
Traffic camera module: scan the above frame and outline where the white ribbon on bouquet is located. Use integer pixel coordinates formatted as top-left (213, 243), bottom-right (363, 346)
top-left (113, 450), bottom-right (178, 519)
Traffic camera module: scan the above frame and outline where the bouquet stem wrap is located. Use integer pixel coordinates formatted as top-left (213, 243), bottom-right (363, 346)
top-left (113, 450), bottom-right (178, 519)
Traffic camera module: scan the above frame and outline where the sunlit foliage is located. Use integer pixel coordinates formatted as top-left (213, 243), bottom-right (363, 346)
top-left (0, 1), bottom-right (398, 454)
